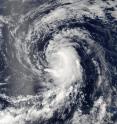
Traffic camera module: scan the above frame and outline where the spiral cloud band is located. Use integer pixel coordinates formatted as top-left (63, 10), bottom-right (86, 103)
top-left (0, 0), bottom-right (117, 124)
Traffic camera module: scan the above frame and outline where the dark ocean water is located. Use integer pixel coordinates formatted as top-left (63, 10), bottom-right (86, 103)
top-left (0, 0), bottom-right (117, 124)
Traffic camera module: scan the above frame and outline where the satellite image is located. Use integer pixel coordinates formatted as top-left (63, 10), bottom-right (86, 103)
top-left (0, 0), bottom-right (117, 124)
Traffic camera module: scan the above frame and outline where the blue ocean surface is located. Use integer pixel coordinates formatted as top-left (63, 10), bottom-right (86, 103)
top-left (0, 0), bottom-right (117, 124)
